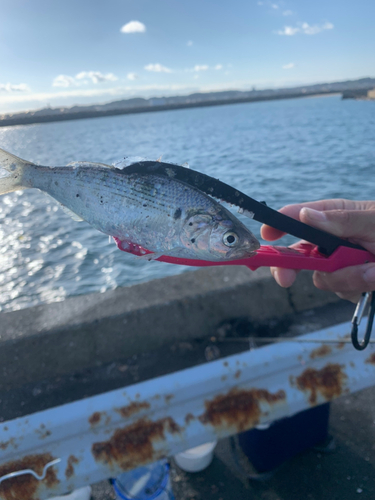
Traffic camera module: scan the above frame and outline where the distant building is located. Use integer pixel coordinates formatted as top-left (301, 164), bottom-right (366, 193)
top-left (367, 88), bottom-right (375, 99)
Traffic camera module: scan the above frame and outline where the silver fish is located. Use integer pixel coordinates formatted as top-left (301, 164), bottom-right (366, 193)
top-left (0, 148), bottom-right (260, 261)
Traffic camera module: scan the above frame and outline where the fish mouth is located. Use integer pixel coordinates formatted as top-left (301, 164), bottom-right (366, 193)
top-left (225, 247), bottom-right (258, 260)
top-left (225, 235), bottom-right (260, 260)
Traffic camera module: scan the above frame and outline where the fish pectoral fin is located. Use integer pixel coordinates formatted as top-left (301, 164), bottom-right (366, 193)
top-left (136, 252), bottom-right (164, 261)
top-left (66, 161), bottom-right (114, 169)
top-left (58, 203), bottom-right (84, 222)
top-left (136, 247), bottom-right (187, 261)
top-left (162, 247), bottom-right (189, 258)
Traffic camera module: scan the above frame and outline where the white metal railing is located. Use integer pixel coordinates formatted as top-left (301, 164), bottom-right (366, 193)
top-left (1, 321), bottom-right (375, 500)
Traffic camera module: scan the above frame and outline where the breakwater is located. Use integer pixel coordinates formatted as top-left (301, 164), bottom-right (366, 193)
top-left (0, 90), bottom-right (340, 128)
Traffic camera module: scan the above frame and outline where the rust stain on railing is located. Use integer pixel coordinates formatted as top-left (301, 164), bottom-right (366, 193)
top-left (0, 440), bottom-right (16, 452)
top-left (309, 344), bottom-right (332, 359)
top-left (65, 455), bottom-right (79, 479)
top-left (292, 363), bottom-right (347, 405)
top-left (365, 353), bottom-right (375, 365)
top-left (116, 402), bottom-right (150, 419)
top-left (89, 412), bottom-right (105, 427)
top-left (0, 453), bottom-right (59, 500)
top-left (199, 388), bottom-right (286, 432)
top-left (92, 416), bottom-right (181, 471)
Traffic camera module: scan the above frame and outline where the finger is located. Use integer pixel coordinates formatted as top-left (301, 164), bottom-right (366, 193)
top-left (312, 263), bottom-right (375, 295)
top-left (270, 267), bottom-right (298, 288)
top-left (300, 208), bottom-right (375, 253)
top-left (335, 292), bottom-right (362, 304)
top-left (281, 199), bottom-right (374, 215)
top-left (261, 200), bottom-right (375, 242)
top-left (261, 224), bottom-right (285, 241)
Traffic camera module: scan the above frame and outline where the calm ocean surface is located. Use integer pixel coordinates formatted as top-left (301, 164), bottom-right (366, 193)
top-left (0, 95), bottom-right (374, 312)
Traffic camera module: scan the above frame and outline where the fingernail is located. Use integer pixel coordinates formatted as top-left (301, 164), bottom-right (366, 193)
top-left (301, 208), bottom-right (327, 222)
top-left (364, 266), bottom-right (375, 283)
top-left (313, 271), bottom-right (327, 290)
top-left (272, 269), bottom-right (282, 287)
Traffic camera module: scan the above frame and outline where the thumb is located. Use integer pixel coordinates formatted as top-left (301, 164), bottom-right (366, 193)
top-left (300, 208), bottom-right (375, 253)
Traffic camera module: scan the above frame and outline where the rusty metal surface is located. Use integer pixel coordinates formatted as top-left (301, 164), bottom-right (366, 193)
top-left (1, 321), bottom-right (375, 500)
top-left (0, 454), bottom-right (59, 500)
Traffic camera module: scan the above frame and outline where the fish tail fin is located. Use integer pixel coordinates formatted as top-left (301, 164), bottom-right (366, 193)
top-left (0, 148), bottom-right (33, 194)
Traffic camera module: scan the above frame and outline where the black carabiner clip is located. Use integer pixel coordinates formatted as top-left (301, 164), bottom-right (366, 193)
top-left (351, 292), bottom-right (375, 350)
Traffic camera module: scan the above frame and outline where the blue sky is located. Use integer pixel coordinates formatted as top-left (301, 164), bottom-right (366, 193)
top-left (0, 0), bottom-right (374, 113)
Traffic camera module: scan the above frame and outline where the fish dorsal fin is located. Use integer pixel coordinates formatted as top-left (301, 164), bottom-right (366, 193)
top-left (113, 156), bottom-right (189, 170)
top-left (67, 161), bottom-right (114, 169)
top-left (59, 203), bottom-right (84, 222)
top-left (112, 157), bottom-right (148, 170)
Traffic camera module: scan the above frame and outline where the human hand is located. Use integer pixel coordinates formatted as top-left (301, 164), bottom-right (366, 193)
top-left (261, 199), bottom-right (375, 303)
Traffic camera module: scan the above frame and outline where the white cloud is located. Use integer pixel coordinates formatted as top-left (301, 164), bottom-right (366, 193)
top-left (276, 25), bottom-right (300, 36)
top-left (76, 71), bottom-right (118, 84)
top-left (185, 64), bottom-right (222, 73)
top-left (277, 21), bottom-right (334, 36)
top-left (144, 63), bottom-right (172, 73)
top-left (0, 84), bottom-right (204, 108)
top-left (53, 72), bottom-right (118, 88)
top-left (0, 83), bottom-right (30, 92)
top-left (127, 73), bottom-right (139, 81)
top-left (53, 75), bottom-right (77, 88)
top-left (187, 40), bottom-right (193, 46)
top-left (282, 62), bottom-right (295, 69)
top-left (283, 10), bottom-right (293, 16)
top-left (258, 1), bottom-right (283, 10)
top-left (194, 65), bottom-right (209, 72)
top-left (301, 21), bottom-right (334, 34)
top-left (120, 21), bottom-right (146, 34)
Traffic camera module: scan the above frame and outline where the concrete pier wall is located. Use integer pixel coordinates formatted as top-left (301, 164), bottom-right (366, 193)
top-left (0, 266), bottom-right (340, 392)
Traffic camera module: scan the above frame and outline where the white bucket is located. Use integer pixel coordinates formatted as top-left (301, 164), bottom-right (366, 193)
top-left (174, 441), bottom-right (217, 472)
top-left (47, 486), bottom-right (92, 500)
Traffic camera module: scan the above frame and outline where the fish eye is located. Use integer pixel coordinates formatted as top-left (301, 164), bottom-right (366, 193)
top-left (223, 231), bottom-right (239, 247)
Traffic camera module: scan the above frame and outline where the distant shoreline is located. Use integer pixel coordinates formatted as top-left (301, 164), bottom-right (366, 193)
top-left (0, 90), bottom-right (342, 128)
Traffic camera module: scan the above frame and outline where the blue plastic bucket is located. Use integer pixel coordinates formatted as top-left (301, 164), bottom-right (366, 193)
top-left (112, 461), bottom-right (174, 500)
